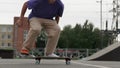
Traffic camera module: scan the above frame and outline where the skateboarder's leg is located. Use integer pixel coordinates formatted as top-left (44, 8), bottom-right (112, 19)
top-left (44, 19), bottom-right (61, 56)
top-left (21, 18), bottom-right (42, 54)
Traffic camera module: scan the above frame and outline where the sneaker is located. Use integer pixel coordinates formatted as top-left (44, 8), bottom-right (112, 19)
top-left (20, 49), bottom-right (29, 55)
top-left (29, 54), bottom-right (36, 58)
top-left (20, 49), bottom-right (36, 58)
top-left (47, 53), bottom-right (59, 57)
top-left (19, 54), bottom-right (35, 58)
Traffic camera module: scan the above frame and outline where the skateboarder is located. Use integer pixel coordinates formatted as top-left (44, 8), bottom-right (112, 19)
top-left (16, 0), bottom-right (64, 57)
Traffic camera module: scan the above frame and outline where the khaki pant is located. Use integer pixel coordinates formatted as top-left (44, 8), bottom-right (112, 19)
top-left (23, 17), bottom-right (61, 55)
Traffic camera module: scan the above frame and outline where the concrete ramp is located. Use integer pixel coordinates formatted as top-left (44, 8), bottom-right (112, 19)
top-left (82, 42), bottom-right (120, 61)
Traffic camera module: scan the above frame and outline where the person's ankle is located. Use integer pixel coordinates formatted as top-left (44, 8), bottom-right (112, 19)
top-left (22, 47), bottom-right (30, 50)
top-left (45, 53), bottom-right (51, 56)
top-left (46, 53), bottom-right (59, 57)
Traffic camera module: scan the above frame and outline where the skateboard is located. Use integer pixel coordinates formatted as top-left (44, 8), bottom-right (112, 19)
top-left (34, 56), bottom-right (71, 65)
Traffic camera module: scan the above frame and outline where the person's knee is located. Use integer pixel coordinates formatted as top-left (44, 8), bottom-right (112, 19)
top-left (56, 26), bottom-right (61, 33)
top-left (47, 27), bottom-right (61, 38)
top-left (31, 28), bottom-right (41, 34)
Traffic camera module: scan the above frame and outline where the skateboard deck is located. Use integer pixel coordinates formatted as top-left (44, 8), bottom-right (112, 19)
top-left (34, 56), bottom-right (71, 65)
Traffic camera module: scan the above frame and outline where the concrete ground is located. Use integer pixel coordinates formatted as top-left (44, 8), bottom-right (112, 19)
top-left (0, 59), bottom-right (120, 68)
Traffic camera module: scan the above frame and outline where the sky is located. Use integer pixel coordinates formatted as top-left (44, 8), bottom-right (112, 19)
top-left (0, 0), bottom-right (114, 29)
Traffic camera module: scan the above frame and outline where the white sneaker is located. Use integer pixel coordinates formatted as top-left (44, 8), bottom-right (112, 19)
top-left (29, 54), bottom-right (36, 58)
top-left (47, 53), bottom-right (59, 57)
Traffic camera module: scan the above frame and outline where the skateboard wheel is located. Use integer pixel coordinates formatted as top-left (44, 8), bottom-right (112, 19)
top-left (66, 60), bottom-right (70, 65)
top-left (35, 60), bottom-right (40, 64)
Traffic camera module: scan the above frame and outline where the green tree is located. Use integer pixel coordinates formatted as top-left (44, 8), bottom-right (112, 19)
top-left (58, 25), bottom-right (72, 48)
top-left (58, 20), bottom-right (114, 49)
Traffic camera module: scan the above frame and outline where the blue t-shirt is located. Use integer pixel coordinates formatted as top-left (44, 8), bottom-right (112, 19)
top-left (27, 0), bottom-right (64, 20)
